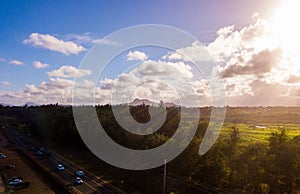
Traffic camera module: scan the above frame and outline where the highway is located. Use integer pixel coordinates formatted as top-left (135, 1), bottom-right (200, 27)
top-left (3, 127), bottom-right (125, 194)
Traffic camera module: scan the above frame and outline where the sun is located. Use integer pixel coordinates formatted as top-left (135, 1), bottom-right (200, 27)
top-left (270, 0), bottom-right (300, 56)
top-left (265, 0), bottom-right (300, 73)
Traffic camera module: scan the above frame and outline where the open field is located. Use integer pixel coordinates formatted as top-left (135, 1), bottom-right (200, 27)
top-left (221, 123), bottom-right (300, 143)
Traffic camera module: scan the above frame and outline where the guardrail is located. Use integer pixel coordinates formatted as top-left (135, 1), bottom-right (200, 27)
top-left (67, 186), bottom-right (84, 194)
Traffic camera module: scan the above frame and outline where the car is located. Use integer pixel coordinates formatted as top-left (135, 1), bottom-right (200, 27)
top-left (11, 181), bottom-right (30, 190)
top-left (0, 153), bottom-right (6, 159)
top-left (40, 147), bottom-right (46, 152)
top-left (76, 170), bottom-right (84, 177)
top-left (8, 178), bottom-right (23, 186)
top-left (56, 164), bottom-right (64, 171)
top-left (8, 176), bottom-right (22, 183)
top-left (74, 177), bottom-right (83, 185)
top-left (8, 176), bottom-right (23, 186)
top-left (3, 164), bottom-right (16, 169)
top-left (39, 147), bottom-right (50, 155)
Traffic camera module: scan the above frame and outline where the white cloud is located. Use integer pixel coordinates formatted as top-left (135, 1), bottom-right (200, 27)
top-left (1, 77), bottom-right (93, 105)
top-left (162, 41), bottom-right (212, 62)
top-left (97, 59), bottom-right (199, 106)
top-left (206, 18), bottom-right (276, 64)
top-left (33, 61), bottom-right (49, 69)
top-left (25, 77), bottom-right (75, 92)
top-left (0, 64), bottom-right (96, 105)
top-left (3, 15), bottom-right (300, 106)
top-left (22, 78), bottom-right (76, 104)
top-left (252, 12), bottom-right (259, 19)
top-left (99, 78), bottom-right (115, 90)
top-left (9, 60), bottom-right (24, 65)
top-left (62, 32), bottom-right (121, 46)
top-left (135, 60), bottom-right (193, 78)
top-left (0, 58), bottom-right (5, 62)
top-left (93, 38), bottom-right (121, 46)
top-left (47, 65), bottom-right (91, 78)
top-left (23, 33), bottom-right (86, 55)
top-left (220, 47), bottom-right (282, 78)
top-left (0, 81), bottom-right (11, 86)
top-left (62, 32), bottom-right (94, 44)
top-left (127, 51), bottom-right (148, 61)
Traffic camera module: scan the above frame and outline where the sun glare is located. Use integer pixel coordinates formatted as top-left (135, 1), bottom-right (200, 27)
top-left (270, 0), bottom-right (300, 56)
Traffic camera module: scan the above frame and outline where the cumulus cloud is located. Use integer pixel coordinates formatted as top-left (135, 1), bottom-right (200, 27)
top-left (25, 78), bottom-right (74, 94)
top-left (223, 79), bottom-right (297, 106)
top-left (135, 60), bottom-right (193, 78)
top-left (0, 62), bottom-right (97, 105)
top-left (9, 60), bottom-right (24, 65)
top-left (220, 47), bottom-right (282, 78)
top-left (287, 75), bottom-right (300, 84)
top-left (3, 15), bottom-right (300, 106)
top-left (206, 18), bottom-right (275, 64)
top-left (162, 41), bottom-right (212, 62)
top-left (33, 61), bottom-right (49, 69)
top-left (200, 15), bottom-right (300, 106)
top-left (20, 78), bottom-right (95, 105)
top-left (99, 78), bottom-right (115, 90)
top-left (23, 33), bottom-right (86, 55)
top-left (97, 59), bottom-right (200, 106)
top-left (0, 81), bottom-right (11, 86)
top-left (127, 51), bottom-right (148, 61)
top-left (47, 65), bottom-right (91, 78)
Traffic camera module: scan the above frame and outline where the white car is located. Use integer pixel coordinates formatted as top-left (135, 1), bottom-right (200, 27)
top-left (0, 153), bottom-right (6, 159)
top-left (8, 179), bottom-right (23, 186)
top-left (75, 177), bottom-right (83, 185)
top-left (56, 164), bottom-right (64, 171)
top-left (76, 170), bottom-right (84, 177)
top-left (8, 176), bottom-right (22, 183)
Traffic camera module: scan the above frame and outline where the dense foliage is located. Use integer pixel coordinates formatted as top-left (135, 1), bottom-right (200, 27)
top-left (0, 104), bottom-right (299, 193)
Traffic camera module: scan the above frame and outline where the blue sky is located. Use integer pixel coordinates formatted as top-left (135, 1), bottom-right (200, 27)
top-left (3, 0), bottom-right (299, 106)
top-left (0, 0), bottom-right (275, 89)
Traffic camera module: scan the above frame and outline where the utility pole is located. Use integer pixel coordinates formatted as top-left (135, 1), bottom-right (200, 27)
top-left (163, 158), bottom-right (167, 194)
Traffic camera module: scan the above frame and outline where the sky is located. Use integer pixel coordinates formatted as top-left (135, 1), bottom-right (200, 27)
top-left (1, 0), bottom-right (300, 106)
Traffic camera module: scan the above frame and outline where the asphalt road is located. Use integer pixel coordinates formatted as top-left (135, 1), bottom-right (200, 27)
top-left (3, 127), bottom-right (125, 194)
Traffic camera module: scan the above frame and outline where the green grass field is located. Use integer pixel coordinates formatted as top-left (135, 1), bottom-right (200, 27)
top-left (221, 123), bottom-right (300, 144)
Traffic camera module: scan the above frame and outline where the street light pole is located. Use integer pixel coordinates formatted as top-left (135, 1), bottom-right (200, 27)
top-left (163, 158), bottom-right (167, 194)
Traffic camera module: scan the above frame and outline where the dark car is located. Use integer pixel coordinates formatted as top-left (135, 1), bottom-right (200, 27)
top-left (76, 170), bottom-right (84, 177)
top-left (3, 164), bottom-right (16, 169)
top-left (11, 181), bottom-right (30, 190)
top-left (39, 147), bottom-right (50, 155)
